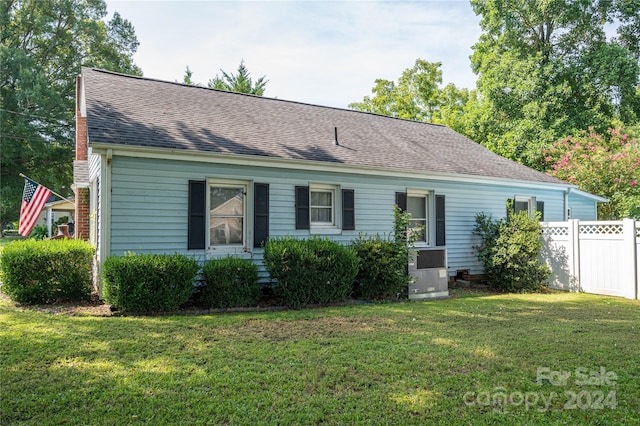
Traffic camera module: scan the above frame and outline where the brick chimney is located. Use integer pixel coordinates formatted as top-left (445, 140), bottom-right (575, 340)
top-left (74, 74), bottom-right (90, 241)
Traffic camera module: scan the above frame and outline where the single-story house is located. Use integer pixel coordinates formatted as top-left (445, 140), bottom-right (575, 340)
top-left (73, 67), bottom-right (606, 295)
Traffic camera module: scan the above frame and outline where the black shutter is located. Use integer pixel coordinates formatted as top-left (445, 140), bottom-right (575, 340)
top-left (254, 183), bottom-right (269, 247)
top-left (295, 186), bottom-right (310, 230)
top-left (395, 192), bottom-right (407, 211)
top-left (536, 201), bottom-right (545, 222)
top-left (188, 180), bottom-right (206, 250)
top-left (435, 194), bottom-right (446, 246)
top-left (342, 189), bottom-right (355, 231)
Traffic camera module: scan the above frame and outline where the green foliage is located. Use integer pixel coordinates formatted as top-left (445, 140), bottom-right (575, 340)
top-left (263, 237), bottom-right (359, 308)
top-left (1, 229), bottom-right (20, 237)
top-left (197, 60), bottom-right (268, 95)
top-left (348, 59), bottom-right (471, 132)
top-left (392, 205), bottom-right (421, 260)
top-left (469, 0), bottom-right (640, 171)
top-left (545, 127), bottom-right (640, 219)
top-left (352, 235), bottom-right (407, 300)
top-left (474, 209), bottom-right (550, 292)
top-left (181, 65), bottom-right (197, 85)
top-left (200, 257), bottom-right (261, 308)
top-left (54, 216), bottom-right (69, 226)
top-left (0, 239), bottom-right (93, 304)
top-left (352, 205), bottom-right (422, 299)
top-left (27, 225), bottom-right (48, 240)
top-left (102, 253), bottom-right (199, 312)
top-left (181, 60), bottom-right (268, 94)
top-left (1, 0), bottom-right (141, 229)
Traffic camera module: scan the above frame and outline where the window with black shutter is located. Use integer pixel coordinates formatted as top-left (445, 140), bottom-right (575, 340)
top-left (342, 189), bottom-right (355, 231)
top-left (435, 195), bottom-right (445, 246)
top-left (295, 186), bottom-right (310, 230)
top-left (254, 183), bottom-right (269, 247)
top-left (395, 192), bottom-right (407, 211)
top-left (508, 197), bottom-right (542, 220)
top-left (188, 180), bottom-right (206, 250)
top-left (396, 190), bottom-right (444, 246)
top-left (536, 201), bottom-right (545, 221)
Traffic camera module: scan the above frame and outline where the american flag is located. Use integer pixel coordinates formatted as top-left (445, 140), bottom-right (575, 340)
top-left (19, 178), bottom-right (52, 237)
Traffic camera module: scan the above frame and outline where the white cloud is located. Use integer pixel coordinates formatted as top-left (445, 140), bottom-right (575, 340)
top-left (105, 0), bottom-right (481, 108)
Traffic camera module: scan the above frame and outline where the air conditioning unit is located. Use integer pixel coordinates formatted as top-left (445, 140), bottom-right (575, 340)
top-left (408, 248), bottom-right (449, 300)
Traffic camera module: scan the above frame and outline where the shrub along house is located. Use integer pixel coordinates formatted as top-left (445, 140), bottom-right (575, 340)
top-left (73, 68), bottom-right (606, 297)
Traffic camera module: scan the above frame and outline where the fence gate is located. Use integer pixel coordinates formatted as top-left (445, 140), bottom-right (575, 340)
top-left (541, 219), bottom-right (638, 300)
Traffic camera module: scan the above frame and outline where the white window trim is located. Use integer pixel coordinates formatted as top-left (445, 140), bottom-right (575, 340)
top-left (206, 178), bottom-right (251, 254)
top-left (514, 195), bottom-right (537, 217)
top-left (407, 189), bottom-right (432, 247)
top-left (309, 183), bottom-right (341, 234)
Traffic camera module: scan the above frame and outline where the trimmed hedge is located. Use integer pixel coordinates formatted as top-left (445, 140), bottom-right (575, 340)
top-left (200, 257), bottom-right (261, 308)
top-left (102, 253), bottom-right (199, 312)
top-left (352, 235), bottom-right (409, 299)
top-left (263, 237), bottom-right (359, 308)
top-left (0, 239), bottom-right (93, 304)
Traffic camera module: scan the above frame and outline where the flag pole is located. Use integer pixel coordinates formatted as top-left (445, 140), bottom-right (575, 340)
top-left (19, 173), bottom-right (75, 204)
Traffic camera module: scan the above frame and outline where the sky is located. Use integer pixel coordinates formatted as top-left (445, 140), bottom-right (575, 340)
top-left (104, 1), bottom-right (482, 109)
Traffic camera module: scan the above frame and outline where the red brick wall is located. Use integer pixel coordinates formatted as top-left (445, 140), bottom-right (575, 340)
top-left (75, 75), bottom-right (90, 240)
top-left (74, 187), bottom-right (90, 241)
top-left (76, 76), bottom-right (88, 161)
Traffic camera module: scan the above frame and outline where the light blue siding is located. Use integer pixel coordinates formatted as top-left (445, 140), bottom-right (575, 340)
top-left (568, 193), bottom-right (598, 220)
top-left (105, 156), bottom-right (573, 279)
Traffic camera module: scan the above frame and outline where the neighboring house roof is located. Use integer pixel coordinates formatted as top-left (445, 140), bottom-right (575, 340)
top-left (82, 67), bottom-right (565, 185)
top-left (45, 198), bottom-right (75, 211)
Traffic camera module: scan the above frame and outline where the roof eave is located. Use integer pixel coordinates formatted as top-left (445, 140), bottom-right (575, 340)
top-left (89, 141), bottom-right (574, 191)
top-left (570, 188), bottom-right (609, 203)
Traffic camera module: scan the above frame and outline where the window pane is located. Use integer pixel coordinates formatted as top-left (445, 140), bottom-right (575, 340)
top-left (311, 191), bottom-right (332, 207)
top-left (210, 217), bottom-right (243, 245)
top-left (210, 187), bottom-right (244, 214)
top-left (310, 189), bottom-right (334, 224)
top-left (410, 219), bottom-right (426, 242)
top-left (210, 185), bottom-right (244, 246)
top-left (514, 201), bottom-right (529, 213)
top-left (311, 207), bottom-right (332, 223)
top-left (407, 196), bottom-right (426, 218)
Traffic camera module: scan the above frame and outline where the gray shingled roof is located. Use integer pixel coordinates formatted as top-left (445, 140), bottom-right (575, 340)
top-left (82, 67), bottom-right (564, 185)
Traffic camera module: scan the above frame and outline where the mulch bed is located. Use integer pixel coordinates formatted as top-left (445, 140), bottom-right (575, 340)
top-left (2, 283), bottom-right (501, 317)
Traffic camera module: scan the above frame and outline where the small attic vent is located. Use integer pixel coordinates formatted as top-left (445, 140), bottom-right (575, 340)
top-left (334, 127), bottom-right (339, 146)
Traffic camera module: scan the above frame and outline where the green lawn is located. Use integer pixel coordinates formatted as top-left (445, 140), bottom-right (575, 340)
top-left (0, 236), bottom-right (23, 250)
top-left (1, 290), bottom-right (639, 425)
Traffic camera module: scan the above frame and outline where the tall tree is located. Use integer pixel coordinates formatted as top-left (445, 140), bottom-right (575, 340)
top-left (0, 0), bottom-right (141, 231)
top-left (545, 127), bottom-right (639, 219)
top-left (348, 59), bottom-right (471, 133)
top-left (208, 60), bottom-right (268, 95)
top-left (181, 61), bottom-right (268, 95)
top-left (182, 66), bottom-right (197, 86)
top-left (469, 0), bottom-right (640, 171)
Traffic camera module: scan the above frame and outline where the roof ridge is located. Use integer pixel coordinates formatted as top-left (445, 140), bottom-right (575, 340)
top-left (82, 67), bottom-right (447, 128)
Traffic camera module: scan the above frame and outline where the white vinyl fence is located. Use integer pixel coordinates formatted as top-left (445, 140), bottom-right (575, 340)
top-left (541, 219), bottom-right (639, 299)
